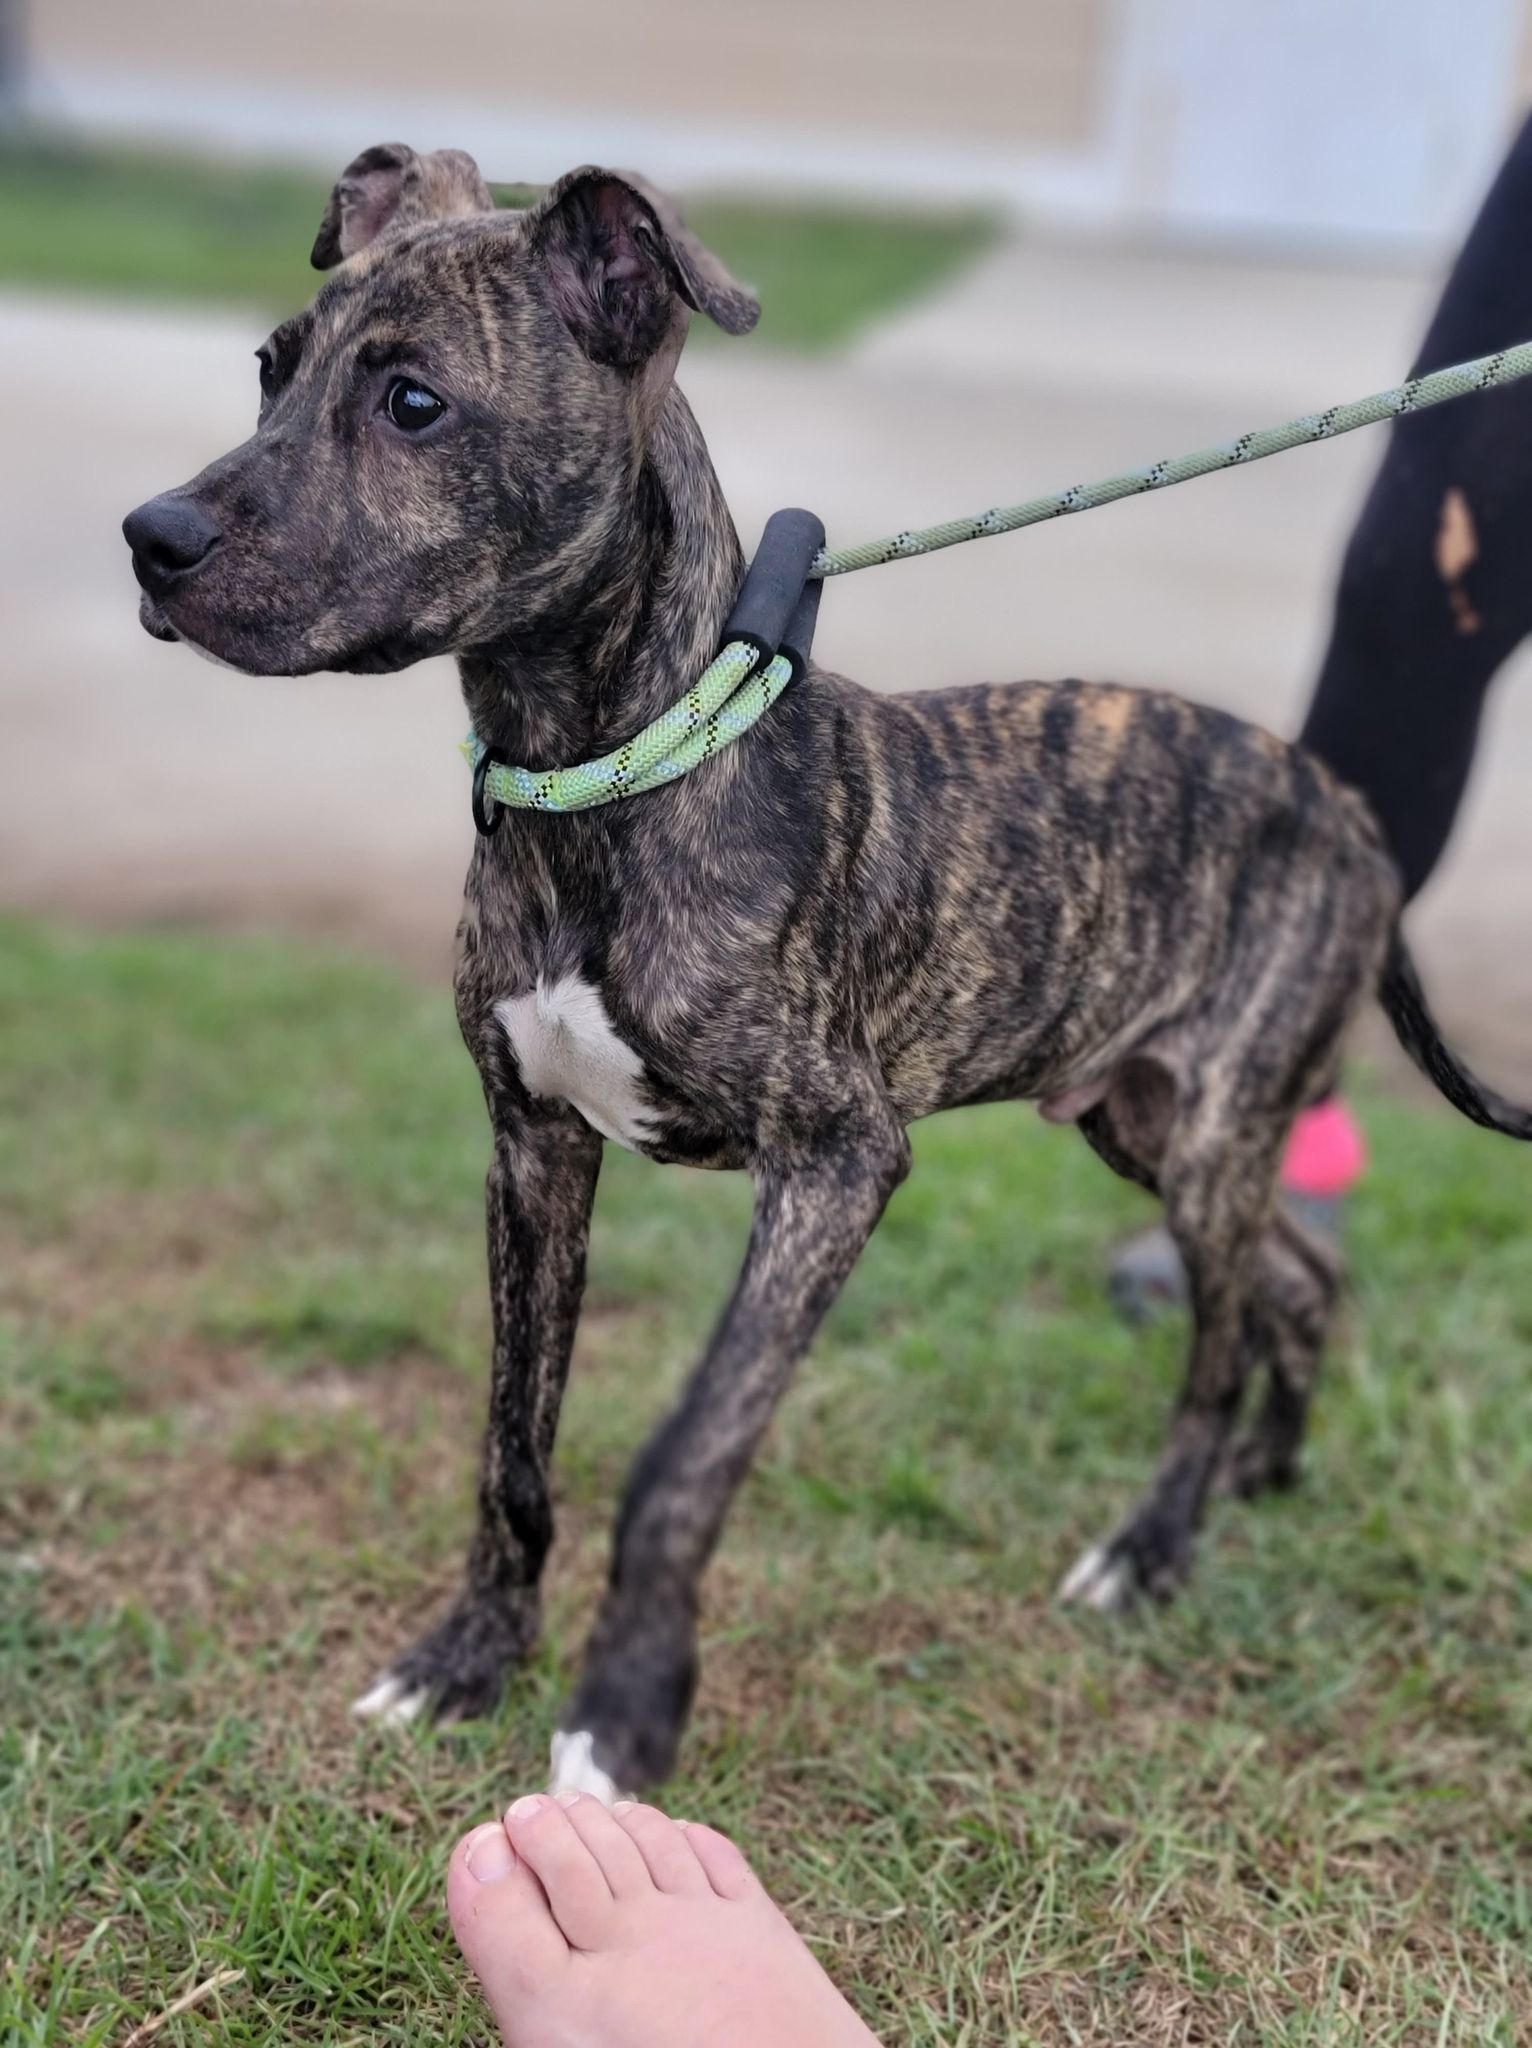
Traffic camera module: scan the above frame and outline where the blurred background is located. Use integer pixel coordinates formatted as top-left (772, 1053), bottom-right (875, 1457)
top-left (4, 0), bottom-right (1532, 1080)
top-left (6, 12), bottom-right (1532, 2044)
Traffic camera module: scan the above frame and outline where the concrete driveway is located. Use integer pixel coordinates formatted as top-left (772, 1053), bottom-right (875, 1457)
top-left (4, 239), bottom-right (1530, 1087)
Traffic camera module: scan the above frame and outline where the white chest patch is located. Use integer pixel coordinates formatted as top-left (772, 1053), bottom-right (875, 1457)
top-left (494, 975), bottom-right (655, 1152)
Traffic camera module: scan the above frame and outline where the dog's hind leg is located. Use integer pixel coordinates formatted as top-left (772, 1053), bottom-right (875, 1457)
top-left (1060, 1086), bottom-right (1289, 1612)
top-left (1218, 1204), bottom-right (1341, 1499)
top-left (1075, 1071), bottom-right (1337, 1507)
top-left (355, 1099), bottom-right (603, 1727)
top-left (552, 1084), bottom-right (910, 1796)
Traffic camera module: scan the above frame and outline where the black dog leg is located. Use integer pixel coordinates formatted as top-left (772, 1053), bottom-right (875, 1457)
top-left (1061, 1110), bottom-right (1287, 1610)
top-left (1219, 1205), bottom-right (1341, 1499)
top-left (355, 1105), bottom-right (602, 1724)
top-left (552, 1100), bottom-right (910, 1794)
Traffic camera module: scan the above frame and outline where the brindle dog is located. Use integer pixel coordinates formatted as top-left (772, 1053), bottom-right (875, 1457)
top-left (122, 146), bottom-right (1532, 1796)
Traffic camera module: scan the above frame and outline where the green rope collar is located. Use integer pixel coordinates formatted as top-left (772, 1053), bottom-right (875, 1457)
top-left (465, 641), bottom-right (794, 816)
top-left (466, 336), bottom-right (1532, 818)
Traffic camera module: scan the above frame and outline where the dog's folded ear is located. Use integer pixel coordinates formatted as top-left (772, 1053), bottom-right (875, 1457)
top-left (311, 143), bottom-right (494, 268)
top-left (528, 166), bottom-right (760, 368)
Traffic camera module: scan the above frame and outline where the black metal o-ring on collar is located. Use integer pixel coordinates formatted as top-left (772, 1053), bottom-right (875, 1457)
top-left (472, 746), bottom-right (508, 837)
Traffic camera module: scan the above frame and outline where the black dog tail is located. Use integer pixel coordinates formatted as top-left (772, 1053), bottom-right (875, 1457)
top-left (1380, 934), bottom-right (1532, 1139)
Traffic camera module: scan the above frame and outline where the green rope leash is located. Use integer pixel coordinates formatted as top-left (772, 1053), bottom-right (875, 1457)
top-left (468, 337), bottom-right (1532, 817)
top-left (807, 338), bottom-right (1532, 578)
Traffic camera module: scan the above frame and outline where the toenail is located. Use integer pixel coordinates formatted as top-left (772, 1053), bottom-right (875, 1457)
top-left (554, 1790), bottom-right (581, 1808)
top-left (507, 1794), bottom-right (547, 1823)
top-left (465, 1824), bottom-right (516, 1883)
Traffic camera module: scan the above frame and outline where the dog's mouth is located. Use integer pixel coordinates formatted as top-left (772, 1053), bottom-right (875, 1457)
top-left (137, 592), bottom-right (182, 643)
top-left (329, 629), bottom-right (441, 675)
top-left (136, 587), bottom-right (434, 678)
top-left (135, 590), bottom-right (278, 673)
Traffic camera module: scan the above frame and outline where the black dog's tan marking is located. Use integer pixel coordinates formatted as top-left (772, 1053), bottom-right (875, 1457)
top-left (122, 150), bottom-right (1532, 1793)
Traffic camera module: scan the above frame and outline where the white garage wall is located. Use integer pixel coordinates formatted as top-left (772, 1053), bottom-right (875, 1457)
top-left (1102, 0), bottom-right (1529, 250)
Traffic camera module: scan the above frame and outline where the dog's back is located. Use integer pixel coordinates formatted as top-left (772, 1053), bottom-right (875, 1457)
top-left (777, 670), bottom-right (1401, 1124)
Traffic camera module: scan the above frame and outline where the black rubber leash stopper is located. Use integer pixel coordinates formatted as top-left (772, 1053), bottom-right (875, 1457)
top-left (721, 507), bottom-right (826, 671)
top-left (779, 577), bottom-right (823, 684)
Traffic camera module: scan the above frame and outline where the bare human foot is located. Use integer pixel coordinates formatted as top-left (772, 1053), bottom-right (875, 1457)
top-left (446, 1790), bottom-right (882, 2048)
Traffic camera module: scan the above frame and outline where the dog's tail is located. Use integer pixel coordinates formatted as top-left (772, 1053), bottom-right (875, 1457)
top-left (1380, 933), bottom-right (1532, 1139)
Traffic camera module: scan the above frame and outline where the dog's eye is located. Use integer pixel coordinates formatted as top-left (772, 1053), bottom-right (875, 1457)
top-left (256, 347), bottom-right (277, 397)
top-left (385, 379), bottom-right (446, 431)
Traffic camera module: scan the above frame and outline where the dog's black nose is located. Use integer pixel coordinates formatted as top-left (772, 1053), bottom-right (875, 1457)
top-left (122, 494), bottom-right (223, 596)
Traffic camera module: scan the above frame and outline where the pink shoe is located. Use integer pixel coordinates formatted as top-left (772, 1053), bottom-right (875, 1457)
top-left (1281, 1098), bottom-right (1366, 1200)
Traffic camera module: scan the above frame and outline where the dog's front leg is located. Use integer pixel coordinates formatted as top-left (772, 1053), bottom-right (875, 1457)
top-left (552, 1098), bottom-right (910, 1797)
top-left (355, 1102), bottom-right (602, 1726)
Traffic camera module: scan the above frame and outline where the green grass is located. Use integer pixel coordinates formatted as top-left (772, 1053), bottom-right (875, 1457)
top-left (2, 915), bottom-right (1530, 2045)
top-left (0, 136), bottom-right (994, 351)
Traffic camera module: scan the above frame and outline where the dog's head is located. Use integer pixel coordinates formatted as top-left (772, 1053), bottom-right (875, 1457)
top-left (121, 147), bottom-right (758, 675)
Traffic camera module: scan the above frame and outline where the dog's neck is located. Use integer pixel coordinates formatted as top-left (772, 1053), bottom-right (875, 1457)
top-left (457, 387), bottom-right (743, 768)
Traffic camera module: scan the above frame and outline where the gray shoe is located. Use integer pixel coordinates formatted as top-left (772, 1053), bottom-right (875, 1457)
top-left (1107, 1196), bottom-right (1344, 1326)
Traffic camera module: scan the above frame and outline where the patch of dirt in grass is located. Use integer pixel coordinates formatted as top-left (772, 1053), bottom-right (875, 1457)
top-left (18, 1318), bottom-right (481, 1690)
top-left (2, 1194), bottom-right (260, 1322)
top-left (1004, 1878), bottom-right (1526, 2045)
top-left (5, 1220), bottom-right (615, 1785)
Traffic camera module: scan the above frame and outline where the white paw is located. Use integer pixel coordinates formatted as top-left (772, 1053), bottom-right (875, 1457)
top-left (352, 1674), bottom-right (432, 1726)
top-left (549, 1729), bottom-right (621, 1805)
top-left (1057, 1543), bottom-right (1137, 1613)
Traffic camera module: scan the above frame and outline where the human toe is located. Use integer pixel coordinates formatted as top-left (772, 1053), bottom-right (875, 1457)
top-left (675, 1820), bottom-right (759, 1902)
top-left (611, 1801), bottom-right (711, 1895)
top-left (446, 1819), bottom-right (570, 2021)
top-left (504, 1793), bottom-right (617, 1949)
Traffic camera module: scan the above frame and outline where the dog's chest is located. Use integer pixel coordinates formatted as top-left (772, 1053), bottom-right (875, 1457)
top-left (494, 976), bottom-right (655, 1152)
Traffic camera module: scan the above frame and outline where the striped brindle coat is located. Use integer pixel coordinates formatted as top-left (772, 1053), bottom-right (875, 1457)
top-left (122, 145), bottom-right (1532, 1795)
